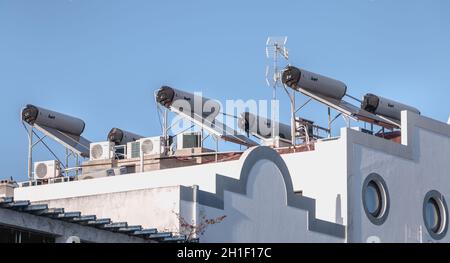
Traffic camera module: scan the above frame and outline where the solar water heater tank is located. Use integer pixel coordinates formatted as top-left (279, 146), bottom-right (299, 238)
top-left (238, 112), bottom-right (292, 141)
top-left (361, 93), bottom-right (420, 121)
top-left (107, 128), bottom-right (143, 145)
top-left (21, 104), bottom-right (86, 136)
top-left (156, 86), bottom-right (221, 119)
top-left (282, 66), bottom-right (347, 100)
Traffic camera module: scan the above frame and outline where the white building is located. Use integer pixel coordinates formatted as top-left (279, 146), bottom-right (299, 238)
top-left (3, 110), bottom-right (448, 243)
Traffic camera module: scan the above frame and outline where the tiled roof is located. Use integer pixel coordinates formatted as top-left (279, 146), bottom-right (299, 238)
top-left (0, 196), bottom-right (189, 243)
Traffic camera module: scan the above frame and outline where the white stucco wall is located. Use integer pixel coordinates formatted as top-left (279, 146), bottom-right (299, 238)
top-left (15, 141), bottom-right (346, 227)
top-left (283, 138), bottom-right (347, 224)
top-left (14, 160), bottom-right (242, 201)
top-left (347, 113), bottom-right (450, 243)
top-left (12, 111), bottom-right (449, 243)
top-left (179, 159), bottom-right (344, 243)
top-left (33, 186), bottom-right (182, 231)
top-left (13, 143), bottom-right (346, 242)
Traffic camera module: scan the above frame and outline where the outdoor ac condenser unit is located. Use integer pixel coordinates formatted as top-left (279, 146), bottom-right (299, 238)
top-left (127, 137), bottom-right (164, 158)
top-left (140, 137), bottom-right (164, 156)
top-left (90, 141), bottom-right (115, 161)
top-left (126, 141), bottom-right (141, 159)
top-left (33, 160), bottom-right (61, 180)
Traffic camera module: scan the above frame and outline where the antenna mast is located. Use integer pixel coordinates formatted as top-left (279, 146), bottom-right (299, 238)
top-left (265, 37), bottom-right (292, 145)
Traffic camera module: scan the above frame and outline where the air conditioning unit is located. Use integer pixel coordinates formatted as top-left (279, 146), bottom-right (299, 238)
top-left (177, 132), bottom-right (202, 150)
top-left (127, 137), bottom-right (164, 158)
top-left (90, 141), bottom-right (115, 161)
top-left (126, 141), bottom-right (141, 159)
top-left (33, 160), bottom-right (61, 180)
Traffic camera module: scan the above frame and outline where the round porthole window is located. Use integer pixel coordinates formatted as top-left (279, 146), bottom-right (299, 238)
top-left (362, 173), bottom-right (390, 225)
top-left (423, 190), bottom-right (448, 240)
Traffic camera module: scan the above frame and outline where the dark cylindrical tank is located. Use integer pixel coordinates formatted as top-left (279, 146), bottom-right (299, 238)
top-left (282, 66), bottom-right (347, 100)
top-left (361, 94), bottom-right (420, 121)
top-left (21, 104), bottom-right (85, 135)
top-left (107, 128), bottom-right (144, 145)
top-left (156, 86), bottom-right (221, 119)
top-left (238, 112), bottom-right (292, 140)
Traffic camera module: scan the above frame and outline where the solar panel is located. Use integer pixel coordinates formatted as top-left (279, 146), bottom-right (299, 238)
top-left (296, 86), bottom-right (400, 129)
top-left (33, 124), bottom-right (91, 158)
top-left (170, 107), bottom-right (258, 147)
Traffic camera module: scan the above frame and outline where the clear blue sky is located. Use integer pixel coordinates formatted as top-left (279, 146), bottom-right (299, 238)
top-left (1, 0), bottom-right (449, 182)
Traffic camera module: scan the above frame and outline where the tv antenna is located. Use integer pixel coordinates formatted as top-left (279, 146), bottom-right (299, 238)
top-left (265, 36), bottom-right (289, 88)
top-left (265, 37), bottom-right (294, 145)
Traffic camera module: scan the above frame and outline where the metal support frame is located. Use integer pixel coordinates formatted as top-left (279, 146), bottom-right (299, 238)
top-left (26, 123), bottom-right (32, 181)
top-left (290, 91), bottom-right (296, 146)
top-left (64, 148), bottom-right (81, 176)
top-left (266, 36), bottom-right (289, 148)
top-left (267, 37), bottom-right (342, 146)
top-left (22, 122), bottom-right (83, 181)
top-left (282, 86), bottom-right (297, 146)
top-left (294, 96), bottom-right (335, 141)
top-left (328, 107), bottom-right (331, 138)
top-left (201, 134), bottom-right (210, 143)
top-left (295, 98), bottom-right (312, 114)
top-left (345, 93), bottom-right (362, 103)
top-left (140, 146), bottom-right (144, 173)
top-left (155, 92), bottom-right (172, 156)
top-left (163, 109), bottom-right (169, 155)
top-left (158, 102), bottom-right (217, 154)
top-left (342, 115), bottom-right (351, 128)
top-left (271, 43), bottom-right (278, 144)
top-left (201, 128), bottom-right (204, 148)
top-left (329, 113), bottom-right (343, 126)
